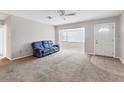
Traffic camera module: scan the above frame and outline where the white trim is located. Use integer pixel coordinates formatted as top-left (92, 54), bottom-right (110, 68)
top-left (119, 57), bottom-right (124, 64)
top-left (85, 52), bottom-right (95, 55)
top-left (114, 56), bottom-right (120, 59)
top-left (10, 54), bottom-right (32, 61)
top-left (6, 57), bottom-right (12, 60)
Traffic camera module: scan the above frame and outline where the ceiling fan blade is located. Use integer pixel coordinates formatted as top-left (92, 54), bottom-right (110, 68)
top-left (57, 10), bottom-right (65, 16)
top-left (65, 13), bottom-right (76, 16)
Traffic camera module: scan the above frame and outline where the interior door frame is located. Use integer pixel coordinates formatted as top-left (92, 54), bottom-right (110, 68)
top-left (0, 24), bottom-right (7, 57)
top-left (59, 27), bottom-right (85, 52)
top-left (94, 22), bottom-right (115, 57)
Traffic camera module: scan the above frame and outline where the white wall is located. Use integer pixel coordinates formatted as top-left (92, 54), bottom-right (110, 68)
top-left (5, 17), bottom-right (11, 59)
top-left (0, 20), bottom-right (4, 25)
top-left (55, 16), bottom-right (120, 57)
top-left (120, 12), bottom-right (124, 62)
top-left (5, 16), bottom-right (55, 60)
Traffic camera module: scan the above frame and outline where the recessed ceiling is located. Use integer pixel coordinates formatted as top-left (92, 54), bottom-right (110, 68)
top-left (0, 10), bottom-right (123, 26)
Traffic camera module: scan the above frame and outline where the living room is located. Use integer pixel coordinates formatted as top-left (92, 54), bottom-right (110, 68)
top-left (0, 10), bottom-right (124, 82)
top-left (1, 0), bottom-right (124, 92)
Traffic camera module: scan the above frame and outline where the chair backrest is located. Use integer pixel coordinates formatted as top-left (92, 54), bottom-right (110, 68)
top-left (47, 40), bottom-right (53, 47)
top-left (32, 40), bottom-right (54, 49)
top-left (42, 40), bottom-right (53, 48)
top-left (42, 41), bottom-right (50, 48)
top-left (32, 41), bottom-right (44, 49)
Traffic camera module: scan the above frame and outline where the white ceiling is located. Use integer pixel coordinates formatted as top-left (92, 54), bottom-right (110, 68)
top-left (0, 10), bottom-right (123, 26)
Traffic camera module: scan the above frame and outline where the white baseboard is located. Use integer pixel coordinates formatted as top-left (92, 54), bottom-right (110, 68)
top-left (7, 57), bottom-right (12, 61)
top-left (10, 54), bottom-right (32, 61)
top-left (114, 57), bottom-right (120, 59)
top-left (119, 58), bottom-right (124, 64)
top-left (86, 52), bottom-right (95, 55)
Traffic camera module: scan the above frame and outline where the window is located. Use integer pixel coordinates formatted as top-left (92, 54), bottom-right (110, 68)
top-left (61, 28), bottom-right (85, 43)
top-left (98, 28), bottom-right (110, 32)
top-left (62, 31), bottom-right (67, 41)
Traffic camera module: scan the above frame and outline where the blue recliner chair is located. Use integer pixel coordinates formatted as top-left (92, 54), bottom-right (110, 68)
top-left (32, 40), bottom-right (60, 57)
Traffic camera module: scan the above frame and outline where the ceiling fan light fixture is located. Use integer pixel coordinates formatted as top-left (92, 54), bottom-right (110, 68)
top-left (47, 11), bottom-right (76, 21)
top-left (57, 10), bottom-right (65, 16)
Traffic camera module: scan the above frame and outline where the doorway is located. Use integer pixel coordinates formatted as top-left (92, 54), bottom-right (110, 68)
top-left (59, 28), bottom-right (85, 52)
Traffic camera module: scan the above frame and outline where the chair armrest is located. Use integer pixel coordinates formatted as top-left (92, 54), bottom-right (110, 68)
top-left (53, 45), bottom-right (59, 48)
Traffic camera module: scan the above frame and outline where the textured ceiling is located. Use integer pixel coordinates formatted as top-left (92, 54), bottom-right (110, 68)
top-left (0, 10), bottom-right (123, 25)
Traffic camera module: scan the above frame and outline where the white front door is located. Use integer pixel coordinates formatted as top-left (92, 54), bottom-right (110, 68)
top-left (94, 23), bottom-right (115, 57)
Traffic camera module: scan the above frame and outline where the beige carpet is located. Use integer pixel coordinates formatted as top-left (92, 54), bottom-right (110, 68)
top-left (0, 49), bottom-right (124, 82)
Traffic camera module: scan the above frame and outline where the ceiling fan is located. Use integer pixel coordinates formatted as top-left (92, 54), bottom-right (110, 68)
top-left (47, 10), bottom-right (76, 20)
top-left (57, 10), bottom-right (76, 16)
